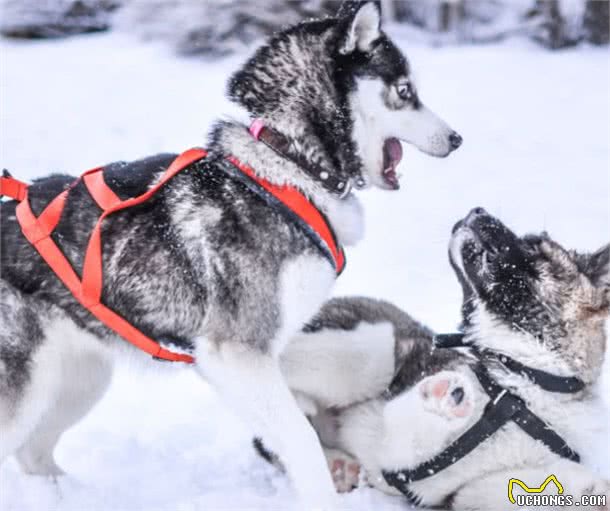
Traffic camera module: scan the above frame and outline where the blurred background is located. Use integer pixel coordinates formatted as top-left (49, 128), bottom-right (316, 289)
top-left (1, 2), bottom-right (608, 510)
top-left (1, 0), bottom-right (608, 56)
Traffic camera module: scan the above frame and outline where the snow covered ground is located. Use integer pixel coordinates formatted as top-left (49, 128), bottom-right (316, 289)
top-left (1, 29), bottom-right (609, 511)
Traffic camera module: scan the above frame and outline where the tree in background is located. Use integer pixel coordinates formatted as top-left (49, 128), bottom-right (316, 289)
top-left (583, 0), bottom-right (610, 44)
top-left (0, 0), bottom-right (119, 39)
top-left (1, 0), bottom-right (608, 53)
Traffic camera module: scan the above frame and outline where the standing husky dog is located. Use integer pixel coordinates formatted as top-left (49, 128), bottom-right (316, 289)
top-left (0, 1), bottom-right (460, 507)
top-left (268, 208), bottom-right (609, 509)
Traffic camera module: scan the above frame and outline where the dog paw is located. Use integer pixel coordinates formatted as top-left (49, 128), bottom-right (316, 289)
top-left (419, 371), bottom-right (473, 420)
top-left (325, 448), bottom-right (360, 493)
top-left (17, 453), bottom-right (66, 477)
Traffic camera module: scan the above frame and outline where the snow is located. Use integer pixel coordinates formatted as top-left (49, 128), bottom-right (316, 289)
top-left (1, 31), bottom-right (609, 511)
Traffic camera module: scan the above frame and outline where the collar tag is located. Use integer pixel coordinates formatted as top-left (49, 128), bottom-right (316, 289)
top-left (249, 118), bottom-right (265, 140)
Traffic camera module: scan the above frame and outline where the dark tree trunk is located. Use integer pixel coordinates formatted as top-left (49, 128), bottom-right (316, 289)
top-left (526, 0), bottom-right (578, 49)
top-left (583, 0), bottom-right (609, 45)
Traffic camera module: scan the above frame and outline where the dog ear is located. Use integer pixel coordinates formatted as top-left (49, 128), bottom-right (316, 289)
top-left (577, 244), bottom-right (610, 292)
top-left (337, 1), bottom-right (382, 55)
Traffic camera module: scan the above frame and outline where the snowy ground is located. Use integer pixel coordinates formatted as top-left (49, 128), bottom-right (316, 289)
top-left (1, 29), bottom-right (609, 511)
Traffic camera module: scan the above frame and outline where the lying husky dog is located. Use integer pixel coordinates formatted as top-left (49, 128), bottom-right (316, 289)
top-left (263, 208), bottom-right (609, 509)
top-left (0, 1), bottom-right (460, 507)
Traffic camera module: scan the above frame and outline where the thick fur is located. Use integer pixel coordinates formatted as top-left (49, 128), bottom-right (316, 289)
top-left (270, 211), bottom-right (610, 509)
top-left (0, 2), bottom-right (460, 508)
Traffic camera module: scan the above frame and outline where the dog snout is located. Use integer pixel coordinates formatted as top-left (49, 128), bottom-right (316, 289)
top-left (466, 207), bottom-right (487, 224)
top-left (449, 131), bottom-right (463, 151)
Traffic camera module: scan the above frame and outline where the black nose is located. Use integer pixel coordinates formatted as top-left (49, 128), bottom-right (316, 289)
top-left (449, 131), bottom-right (463, 150)
top-left (451, 387), bottom-right (465, 405)
top-left (465, 207), bottom-right (487, 224)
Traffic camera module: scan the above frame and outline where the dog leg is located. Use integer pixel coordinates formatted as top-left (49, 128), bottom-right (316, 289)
top-left (15, 428), bottom-right (65, 476)
top-left (14, 332), bottom-right (113, 476)
top-left (451, 459), bottom-right (610, 511)
top-left (197, 342), bottom-right (339, 509)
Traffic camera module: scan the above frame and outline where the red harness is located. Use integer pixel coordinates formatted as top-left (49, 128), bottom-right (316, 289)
top-left (0, 149), bottom-right (345, 363)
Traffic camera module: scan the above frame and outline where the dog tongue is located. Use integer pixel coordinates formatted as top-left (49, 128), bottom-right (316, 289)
top-left (383, 138), bottom-right (403, 190)
top-left (385, 138), bottom-right (403, 164)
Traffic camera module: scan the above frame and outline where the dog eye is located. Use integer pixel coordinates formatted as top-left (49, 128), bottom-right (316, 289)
top-left (396, 82), bottom-right (414, 101)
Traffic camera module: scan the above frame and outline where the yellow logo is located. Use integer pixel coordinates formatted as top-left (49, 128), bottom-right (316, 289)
top-left (508, 474), bottom-right (564, 504)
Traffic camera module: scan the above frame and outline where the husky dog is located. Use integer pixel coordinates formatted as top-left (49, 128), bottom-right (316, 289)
top-left (267, 208), bottom-right (610, 509)
top-left (0, 1), bottom-right (460, 507)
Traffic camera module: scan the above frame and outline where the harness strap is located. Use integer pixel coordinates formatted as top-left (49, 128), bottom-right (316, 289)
top-left (382, 364), bottom-right (522, 492)
top-left (494, 353), bottom-right (585, 394)
top-left (1, 175), bottom-right (28, 202)
top-left (476, 365), bottom-right (579, 462)
top-left (13, 150), bottom-right (207, 364)
top-left (382, 361), bottom-right (581, 499)
top-left (2, 148), bottom-right (346, 363)
top-left (433, 333), bottom-right (585, 394)
top-left (511, 399), bottom-right (581, 462)
top-left (224, 157), bottom-right (345, 274)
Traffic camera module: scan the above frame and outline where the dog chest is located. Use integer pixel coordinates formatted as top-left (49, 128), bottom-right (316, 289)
top-left (273, 254), bottom-right (336, 357)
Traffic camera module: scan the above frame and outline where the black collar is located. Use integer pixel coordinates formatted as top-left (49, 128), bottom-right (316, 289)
top-left (434, 333), bottom-right (585, 394)
top-left (382, 332), bottom-right (584, 504)
top-left (249, 121), bottom-right (358, 198)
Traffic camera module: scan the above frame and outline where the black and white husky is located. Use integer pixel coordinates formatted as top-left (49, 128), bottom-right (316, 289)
top-left (270, 208), bottom-right (610, 510)
top-left (0, 1), bottom-right (460, 508)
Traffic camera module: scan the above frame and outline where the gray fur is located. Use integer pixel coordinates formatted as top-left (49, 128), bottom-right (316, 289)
top-left (451, 208), bottom-right (610, 384)
top-left (0, 2), bottom-right (460, 505)
top-left (302, 296), bottom-right (461, 389)
top-left (259, 210), bottom-right (610, 508)
top-left (0, 281), bottom-right (47, 403)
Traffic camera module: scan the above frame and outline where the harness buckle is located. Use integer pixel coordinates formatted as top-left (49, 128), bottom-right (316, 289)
top-left (486, 388), bottom-right (524, 422)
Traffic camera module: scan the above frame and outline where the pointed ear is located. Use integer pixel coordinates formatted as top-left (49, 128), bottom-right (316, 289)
top-left (338, 1), bottom-right (382, 55)
top-left (578, 244), bottom-right (610, 289)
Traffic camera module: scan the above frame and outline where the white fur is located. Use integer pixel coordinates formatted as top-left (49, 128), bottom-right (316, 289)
top-left (350, 78), bottom-right (455, 188)
top-left (281, 321), bottom-right (397, 409)
top-left (341, 3), bottom-right (381, 54)
top-left (333, 324), bottom-right (608, 508)
top-left (471, 305), bottom-right (575, 376)
top-left (216, 122), bottom-right (365, 248)
top-left (275, 255), bottom-right (337, 357)
top-left (0, 317), bottom-right (113, 474)
top-left (452, 459), bottom-right (610, 511)
top-left (195, 341), bottom-right (339, 509)
top-left (448, 226), bottom-right (474, 277)
top-left (337, 367), bottom-right (482, 499)
top-left (194, 255), bottom-right (340, 508)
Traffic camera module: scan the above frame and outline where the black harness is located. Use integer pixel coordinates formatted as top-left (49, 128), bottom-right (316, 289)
top-left (382, 333), bottom-right (584, 505)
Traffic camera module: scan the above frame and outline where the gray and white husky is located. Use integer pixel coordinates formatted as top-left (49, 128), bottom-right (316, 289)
top-left (271, 208), bottom-right (610, 510)
top-left (0, 1), bottom-right (460, 508)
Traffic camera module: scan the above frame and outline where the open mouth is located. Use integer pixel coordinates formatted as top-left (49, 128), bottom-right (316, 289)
top-left (382, 138), bottom-right (403, 190)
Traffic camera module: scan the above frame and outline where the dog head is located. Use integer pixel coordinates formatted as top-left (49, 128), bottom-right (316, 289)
top-left (228, 1), bottom-right (461, 192)
top-left (449, 208), bottom-right (609, 381)
top-left (339, 1), bottom-right (462, 190)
